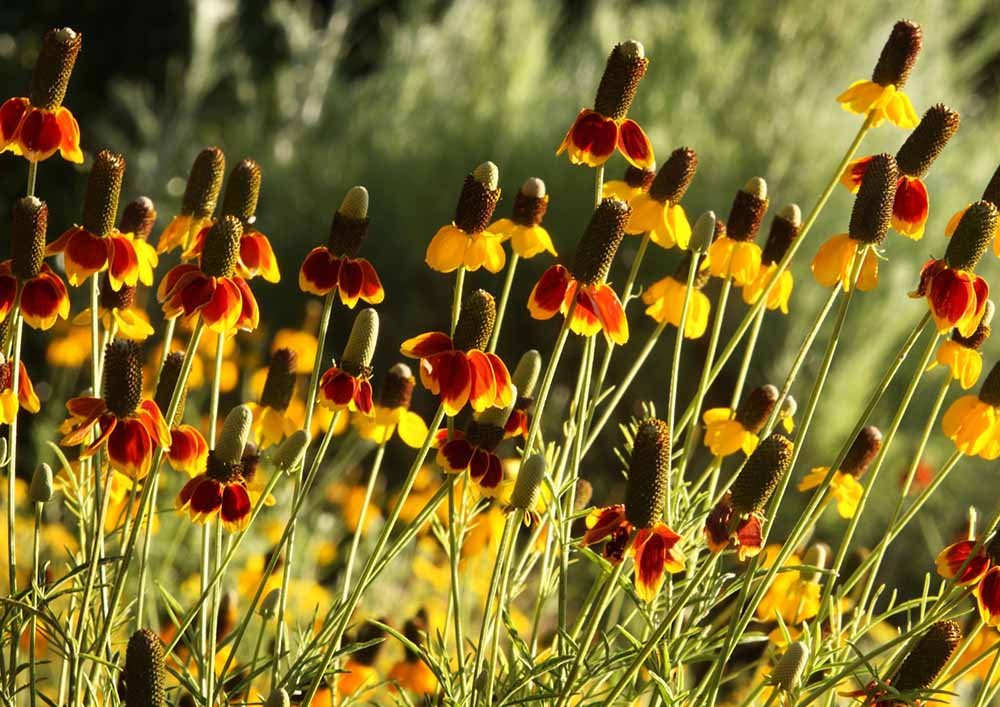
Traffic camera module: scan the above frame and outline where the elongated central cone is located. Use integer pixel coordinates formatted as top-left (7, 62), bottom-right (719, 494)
top-left (154, 351), bottom-right (187, 426)
top-left (327, 185), bottom-right (371, 258)
top-left (83, 150), bottom-right (126, 238)
top-left (624, 418), bottom-right (670, 528)
top-left (215, 405), bottom-right (253, 465)
top-left (182, 148), bottom-right (226, 218)
top-left (119, 196), bottom-right (157, 239)
top-left (222, 158), bottom-right (263, 223)
top-left (594, 40), bottom-right (648, 120)
top-left (30, 27), bottom-right (81, 111)
top-left (11, 196), bottom-right (47, 281)
top-left (260, 348), bottom-right (297, 411)
top-left (648, 147), bottom-right (698, 204)
top-left (872, 19), bottom-right (923, 88)
top-left (511, 454), bottom-right (546, 511)
top-left (103, 340), bottom-right (142, 419)
top-left (341, 308), bottom-right (379, 376)
top-left (896, 103), bottom-right (960, 178)
top-left (945, 200), bottom-right (997, 272)
top-left (730, 433), bottom-right (793, 516)
top-left (453, 289), bottom-right (496, 352)
top-left (727, 177), bottom-right (769, 242)
top-left (123, 628), bottom-right (166, 707)
top-left (761, 204), bottom-right (801, 266)
top-left (378, 363), bottom-right (415, 410)
top-left (734, 385), bottom-right (778, 434)
top-left (849, 153), bottom-right (897, 245)
top-left (201, 215), bottom-right (243, 278)
top-left (454, 163), bottom-right (501, 234)
top-left (841, 425), bottom-right (882, 477)
top-left (512, 350), bottom-right (542, 400)
top-left (571, 198), bottom-right (630, 286)
top-left (892, 620), bottom-right (961, 692)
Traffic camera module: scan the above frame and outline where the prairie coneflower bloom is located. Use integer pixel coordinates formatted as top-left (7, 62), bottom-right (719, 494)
top-left (927, 302), bottom-right (993, 390)
top-left (426, 162), bottom-right (505, 273)
top-left (488, 178), bottom-right (556, 258)
top-left (354, 363), bottom-right (428, 448)
top-left (177, 405), bottom-right (255, 531)
top-left (625, 147), bottom-right (697, 250)
top-left (911, 201), bottom-right (995, 336)
top-left (644, 254), bottom-right (710, 339)
top-left (402, 289), bottom-right (512, 416)
top-left (0, 28), bottom-right (83, 163)
top-left (557, 40), bottom-right (654, 169)
top-left (836, 20), bottom-right (922, 129)
top-left (318, 308), bottom-right (379, 416)
top-left (299, 185), bottom-right (384, 307)
top-left (0, 197), bottom-right (69, 331)
top-left (0, 358), bottom-right (40, 425)
top-left (947, 163), bottom-right (1000, 252)
top-left (158, 215), bottom-right (260, 334)
top-left (703, 384), bottom-right (782, 458)
top-left (154, 352), bottom-right (208, 476)
top-left (708, 178), bottom-right (768, 286)
top-left (59, 340), bottom-right (170, 479)
top-left (582, 419), bottom-right (685, 601)
top-left (504, 350), bottom-right (541, 439)
top-left (47, 150), bottom-right (151, 290)
top-left (798, 425), bottom-right (882, 519)
top-left (841, 104), bottom-right (960, 240)
top-left (528, 198), bottom-right (630, 344)
top-left (937, 537), bottom-right (1000, 625)
top-left (156, 148), bottom-right (225, 254)
top-left (436, 394), bottom-right (516, 495)
top-left (812, 154), bottom-right (898, 292)
top-left (756, 545), bottom-right (823, 642)
top-left (247, 348), bottom-right (299, 449)
top-left (941, 360), bottom-right (1000, 459)
top-left (72, 276), bottom-right (153, 341)
top-left (742, 205), bottom-right (800, 314)
top-left (705, 433), bottom-right (794, 561)
top-left (388, 613), bottom-right (438, 697)
top-left (603, 164), bottom-right (655, 203)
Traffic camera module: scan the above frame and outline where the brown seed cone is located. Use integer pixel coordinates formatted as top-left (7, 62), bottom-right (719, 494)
top-left (648, 147), bottom-right (698, 204)
top-left (119, 197), bottom-right (157, 239)
top-left (341, 309), bottom-right (379, 377)
top-left (570, 198), bottom-right (630, 285)
top-left (378, 363), bottom-right (415, 410)
top-left (30, 28), bottom-right (82, 111)
top-left (465, 419), bottom-right (506, 453)
top-left (353, 621), bottom-right (387, 666)
top-left (200, 215), bottom-right (243, 278)
top-left (123, 628), bottom-right (166, 707)
top-left (511, 191), bottom-right (548, 228)
top-left (761, 210), bottom-right (800, 266)
top-left (103, 340), bottom-right (142, 419)
top-left (726, 182), bottom-right (769, 242)
top-left (981, 165), bottom-right (1000, 206)
top-left (892, 620), bottom-right (961, 693)
top-left (260, 348), bottom-right (297, 412)
top-left (624, 165), bottom-right (656, 191)
top-left (326, 212), bottom-right (370, 258)
top-left (849, 153), bottom-right (897, 245)
top-left (83, 150), bottom-right (126, 238)
top-left (953, 322), bottom-right (991, 351)
top-left (624, 418), bottom-right (670, 529)
top-left (181, 148), bottom-right (225, 219)
top-left (871, 20), bottom-right (923, 88)
top-left (205, 450), bottom-right (243, 483)
top-left (154, 351), bottom-right (188, 425)
top-left (945, 201), bottom-right (998, 272)
top-left (734, 385), bottom-right (779, 434)
top-left (454, 174), bottom-right (501, 234)
top-left (730, 433), bottom-right (794, 516)
top-left (896, 104), bottom-right (960, 178)
top-left (222, 159), bottom-right (262, 223)
top-left (841, 425), bottom-right (882, 477)
top-left (99, 275), bottom-right (136, 311)
top-left (979, 361), bottom-right (1000, 407)
top-left (11, 196), bottom-right (47, 281)
top-left (672, 252), bottom-right (710, 289)
top-left (453, 289), bottom-right (496, 352)
top-left (593, 41), bottom-right (648, 120)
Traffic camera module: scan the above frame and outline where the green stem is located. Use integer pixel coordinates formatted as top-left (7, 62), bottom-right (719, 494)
top-left (29, 502), bottom-right (41, 707)
top-left (472, 513), bottom-right (517, 706)
top-left (488, 254), bottom-right (519, 353)
top-left (26, 161), bottom-right (37, 197)
top-left (484, 509), bottom-right (521, 706)
top-left (340, 443), bottom-right (386, 602)
top-left (451, 265), bottom-right (466, 337)
top-left (730, 303), bottom-right (766, 409)
top-left (446, 475), bottom-right (467, 695)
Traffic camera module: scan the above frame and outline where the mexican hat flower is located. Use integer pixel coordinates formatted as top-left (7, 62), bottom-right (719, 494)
top-left (708, 177), bottom-right (769, 285)
top-left (624, 147), bottom-right (698, 250)
top-left (354, 363), bottom-right (429, 448)
top-left (299, 185), bottom-right (384, 307)
top-left (705, 433), bottom-right (794, 561)
top-left (947, 163), bottom-right (1000, 252)
top-left (184, 158), bottom-right (280, 282)
top-left (426, 162), bottom-right (505, 273)
top-left (154, 351), bottom-right (208, 476)
top-left (59, 340), bottom-right (171, 479)
top-left (798, 425), bottom-right (883, 519)
top-left (401, 289), bottom-right (512, 416)
top-left (176, 405), bottom-right (255, 531)
top-left (836, 20), bottom-right (922, 129)
top-left (0, 28), bottom-right (83, 163)
top-left (603, 163), bottom-right (656, 204)
top-left (47, 150), bottom-right (152, 290)
top-left (756, 544), bottom-right (824, 642)
top-left (742, 204), bottom-right (800, 314)
top-left (318, 308), bottom-right (379, 416)
top-left (812, 153), bottom-right (898, 292)
top-left (936, 536), bottom-right (1000, 625)
top-left (488, 178), bottom-right (557, 258)
top-left (0, 196), bottom-right (70, 331)
top-left (941, 359), bottom-right (1000, 459)
top-left (388, 612), bottom-right (438, 697)
top-left (436, 393), bottom-right (516, 494)
top-left (504, 350), bottom-right (541, 439)
top-left (911, 201), bottom-right (995, 336)
top-left (927, 301), bottom-right (993, 390)
top-left (156, 147), bottom-right (225, 254)
top-left (0, 356), bottom-right (40, 425)
top-left (157, 215), bottom-right (260, 334)
top-left (841, 104), bottom-right (960, 240)
top-left (582, 419), bottom-right (685, 601)
top-left (246, 348), bottom-right (299, 449)
top-left (703, 384), bottom-right (782, 458)
top-left (557, 40), bottom-right (654, 169)
top-left (643, 252), bottom-right (711, 339)
top-left (528, 198), bottom-right (630, 344)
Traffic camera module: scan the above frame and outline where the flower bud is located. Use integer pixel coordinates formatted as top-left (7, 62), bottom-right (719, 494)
top-left (216, 405), bottom-right (253, 466)
top-left (648, 147), bottom-right (698, 204)
top-left (945, 200), bottom-right (997, 272)
top-left (11, 196), bottom-right (47, 281)
top-left (340, 308), bottom-right (379, 377)
top-left (512, 350), bottom-right (542, 401)
top-left (119, 197), bottom-right (157, 239)
top-left (594, 40), bottom-right (648, 120)
top-left (570, 198), bottom-right (630, 286)
top-left (222, 158), bottom-right (263, 224)
top-left (727, 177), bottom-right (769, 242)
top-left (30, 28), bottom-right (82, 111)
top-left (801, 542), bottom-right (829, 582)
top-left (260, 348), bottom-right (297, 412)
top-left (274, 430), bottom-right (309, 473)
top-left (454, 163), bottom-right (501, 234)
top-left (772, 641), bottom-right (809, 691)
top-left (181, 148), bottom-right (226, 219)
top-left (871, 20), bottom-right (923, 89)
top-left (123, 628), bottom-right (166, 707)
top-left (327, 186), bottom-right (370, 258)
top-left (689, 211), bottom-right (717, 254)
top-left (896, 104), bottom-right (960, 178)
top-left (849, 153), bottom-right (897, 245)
top-left (841, 425), bottom-right (882, 477)
top-left (453, 290), bottom-right (496, 352)
top-left (511, 178), bottom-right (548, 228)
top-left (30, 463), bottom-right (53, 504)
top-left (510, 454), bottom-right (546, 511)
top-left (103, 340), bottom-right (142, 418)
top-left (892, 620), bottom-right (961, 692)
top-left (734, 384), bottom-right (779, 435)
top-left (83, 149), bottom-right (125, 238)
top-left (200, 215), bottom-right (243, 278)
top-left (624, 418), bottom-right (670, 529)
top-left (378, 363), bottom-right (415, 410)
top-left (730, 433), bottom-right (794, 516)
top-left (761, 204), bottom-right (801, 266)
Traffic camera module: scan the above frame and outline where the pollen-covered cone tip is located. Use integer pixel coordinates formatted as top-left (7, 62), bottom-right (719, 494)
top-left (872, 20), bottom-right (923, 88)
top-left (103, 340), bottom-right (142, 419)
top-left (896, 104), bottom-right (960, 178)
top-left (648, 147), bottom-right (698, 204)
top-left (341, 308), bottom-right (379, 375)
top-left (512, 179), bottom-right (548, 227)
top-left (11, 196), bottom-right (47, 281)
top-left (453, 289), bottom-right (496, 351)
top-left (454, 164), bottom-right (501, 234)
top-left (512, 350), bottom-right (542, 400)
top-left (594, 39), bottom-right (648, 120)
top-left (201, 215), bottom-right (243, 278)
top-left (624, 418), bottom-right (670, 529)
top-left (119, 197), bottom-right (157, 239)
top-left (511, 454), bottom-right (546, 510)
top-left (30, 27), bottom-right (82, 111)
top-left (83, 150), bottom-right (126, 238)
top-left (379, 363), bottom-right (415, 409)
top-left (30, 463), bottom-right (54, 504)
top-left (274, 430), bottom-right (309, 473)
top-left (571, 198), bottom-right (630, 285)
top-left (849, 153), bottom-right (897, 245)
top-left (154, 352), bottom-right (187, 425)
top-left (182, 148), bottom-right (225, 218)
top-left (123, 628), bottom-right (166, 707)
top-left (222, 158), bottom-right (263, 222)
top-left (730, 433), bottom-right (794, 516)
top-left (761, 204), bottom-right (801, 266)
top-left (690, 211), bottom-right (717, 254)
top-left (265, 689), bottom-right (291, 707)
top-left (842, 425), bottom-right (882, 477)
top-left (216, 405), bottom-right (253, 465)
top-left (773, 641), bottom-right (809, 691)
top-left (726, 177), bottom-right (769, 242)
top-left (892, 620), bottom-right (961, 692)
top-left (327, 185), bottom-right (371, 258)
top-left (734, 384), bottom-right (779, 434)
top-left (945, 201), bottom-right (998, 272)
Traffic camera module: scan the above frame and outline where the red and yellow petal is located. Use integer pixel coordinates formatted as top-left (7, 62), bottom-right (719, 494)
top-left (400, 331), bottom-right (454, 359)
top-left (582, 504), bottom-right (627, 546)
top-left (557, 109), bottom-right (618, 167)
top-left (839, 156), bottom-right (872, 194)
top-left (178, 475), bottom-right (224, 522)
top-left (892, 176), bottom-right (929, 240)
top-left (704, 502), bottom-right (733, 554)
top-left (299, 247), bottom-right (340, 295)
top-left (632, 524), bottom-right (685, 602)
top-left (167, 424), bottom-right (209, 476)
top-left (935, 540), bottom-right (990, 585)
top-left (319, 368), bottom-right (359, 410)
top-left (734, 516), bottom-right (764, 561)
top-left (977, 568), bottom-right (1000, 626)
top-left (616, 118), bottom-right (655, 170)
top-left (220, 483), bottom-right (253, 532)
top-left (437, 438), bottom-right (475, 473)
top-left (426, 351), bottom-right (472, 416)
top-left (54, 106), bottom-right (83, 163)
top-left (106, 233), bottom-right (141, 291)
top-left (528, 265), bottom-right (571, 320)
top-left (106, 417), bottom-right (156, 479)
top-left (485, 353), bottom-right (513, 408)
top-left (47, 227), bottom-right (110, 285)
top-left (239, 230), bottom-right (281, 282)
top-left (12, 106), bottom-right (64, 163)
top-left (588, 283), bottom-right (629, 345)
top-left (0, 98), bottom-right (29, 151)
top-left (231, 276), bottom-right (260, 331)
top-left (356, 258), bottom-right (385, 304)
top-left (469, 450), bottom-right (503, 494)
top-left (20, 268), bottom-right (71, 330)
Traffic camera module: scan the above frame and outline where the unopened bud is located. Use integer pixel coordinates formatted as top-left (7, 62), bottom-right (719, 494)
top-left (216, 405), bottom-right (253, 465)
top-left (273, 430), bottom-right (309, 473)
top-left (841, 425), bottom-right (883, 477)
top-left (119, 197), bottom-right (157, 239)
top-left (30, 463), bottom-right (53, 504)
top-left (772, 641), bottom-right (809, 691)
top-left (340, 308), bottom-right (379, 376)
top-left (689, 211), bottom-right (717, 254)
top-left (734, 385), bottom-right (779, 435)
top-left (512, 350), bottom-right (542, 400)
top-left (259, 588), bottom-right (281, 618)
top-left (510, 454), bottom-right (546, 510)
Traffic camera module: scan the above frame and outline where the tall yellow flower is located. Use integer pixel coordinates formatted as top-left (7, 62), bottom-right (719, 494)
top-left (488, 178), bottom-right (556, 258)
top-left (425, 162), bottom-right (504, 273)
top-left (708, 178), bottom-right (768, 286)
top-left (625, 147), bottom-right (698, 250)
top-left (742, 204), bottom-right (800, 314)
top-left (798, 425), bottom-right (882, 519)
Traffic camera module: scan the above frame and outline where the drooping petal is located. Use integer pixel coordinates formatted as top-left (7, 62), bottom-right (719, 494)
top-left (617, 119), bottom-right (655, 169)
top-left (106, 417), bottom-right (154, 479)
top-left (582, 504), bottom-right (626, 546)
top-left (977, 568), bottom-right (1000, 626)
top-left (299, 247), bottom-right (341, 295)
top-left (357, 258), bottom-right (385, 304)
top-left (220, 483), bottom-right (253, 532)
top-left (589, 283), bottom-right (629, 345)
top-left (47, 227), bottom-right (110, 285)
top-left (557, 109), bottom-right (618, 167)
top-left (426, 225), bottom-right (470, 273)
top-left (20, 270), bottom-right (70, 330)
top-left (465, 350), bottom-right (497, 413)
top-left (935, 540), bottom-right (990, 585)
top-left (437, 438), bottom-right (475, 472)
top-left (400, 331), bottom-right (454, 358)
top-left (892, 176), bottom-right (929, 240)
top-left (167, 424), bottom-right (209, 476)
top-left (528, 265), bottom-right (571, 320)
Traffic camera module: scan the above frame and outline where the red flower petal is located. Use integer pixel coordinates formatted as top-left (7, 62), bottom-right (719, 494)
top-left (590, 283), bottom-right (630, 344)
top-left (220, 483), bottom-right (252, 531)
top-left (893, 176), bottom-right (929, 228)
top-left (704, 502), bottom-right (732, 554)
top-left (473, 452), bottom-right (503, 491)
top-left (582, 505), bottom-right (626, 546)
top-left (467, 349), bottom-right (498, 413)
top-left (401, 332), bottom-right (454, 358)
top-left (106, 417), bottom-right (154, 479)
top-left (528, 265), bottom-right (570, 320)
top-left (0, 274), bottom-right (16, 323)
top-left (978, 567), bottom-right (1000, 626)
top-left (426, 351), bottom-right (471, 415)
top-left (567, 110), bottom-right (618, 165)
top-left (188, 477), bottom-right (224, 515)
top-left (617, 119), bottom-right (655, 169)
top-left (734, 516), bottom-right (764, 561)
top-left (357, 258), bottom-right (385, 304)
top-left (107, 234), bottom-right (140, 289)
top-left (299, 248), bottom-right (340, 295)
top-left (15, 107), bottom-right (62, 162)
top-left (232, 276), bottom-right (259, 331)
top-left (338, 258), bottom-right (365, 308)
top-left (936, 540), bottom-right (990, 584)
top-left (355, 379), bottom-right (374, 415)
top-left (0, 98), bottom-right (29, 146)
top-left (21, 270), bottom-right (70, 330)
top-left (437, 438), bottom-right (475, 472)
top-left (320, 368), bottom-right (358, 408)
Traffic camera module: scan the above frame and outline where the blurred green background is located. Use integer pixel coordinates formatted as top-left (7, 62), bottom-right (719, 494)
top-left (3, 0), bottom-right (1000, 599)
